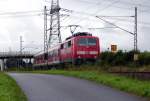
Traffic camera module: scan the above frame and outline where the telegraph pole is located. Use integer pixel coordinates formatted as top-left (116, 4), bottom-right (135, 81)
top-left (134, 7), bottom-right (138, 52)
top-left (133, 7), bottom-right (139, 61)
top-left (20, 36), bottom-right (23, 54)
top-left (20, 36), bottom-right (23, 68)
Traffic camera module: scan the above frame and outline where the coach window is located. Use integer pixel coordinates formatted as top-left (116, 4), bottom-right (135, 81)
top-left (56, 50), bottom-right (58, 56)
top-left (49, 51), bottom-right (52, 57)
top-left (54, 50), bottom-right (56, 56)
top-left (68, 41), bottom-right (71, 48)
top-left (51, 51), bottom-right (54, 57)
top-left (55, 50), bottom-right (57, 56)
top-left (64, 43), bottom-right (68, 48)
top-left (44, 53), bottom-right (48, 60)
top-left (53, 50), bottom-right (55, 56)
top-left (61, 44), bottom-right (64, 49)
top-left (53, 50), bottom-right (56, 56)
top-left (54, 50), bottom-right (57, 56)
top-left (48, 52), bottom-right (50, 56)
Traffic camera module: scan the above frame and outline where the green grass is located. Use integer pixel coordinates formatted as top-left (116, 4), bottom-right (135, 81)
top-left (32, 70), bottom-right (150, 98)
top-left (0, 72), bottom-right (27, 101)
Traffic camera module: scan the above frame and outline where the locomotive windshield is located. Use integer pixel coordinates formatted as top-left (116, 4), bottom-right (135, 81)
top-left (78, 38), bottom-right (96, 46)
top-left (78, 38), bottom-right (87, 46)
top-left (88, 38), bottom-right (96, 45)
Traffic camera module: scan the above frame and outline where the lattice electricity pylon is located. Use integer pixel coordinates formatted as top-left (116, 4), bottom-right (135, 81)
top-left (48, 0), bottom-right (61, 48)
top-left (44, 5), bottom-right (69, 53)
top-left (44, 6), bottom-right (48, 53)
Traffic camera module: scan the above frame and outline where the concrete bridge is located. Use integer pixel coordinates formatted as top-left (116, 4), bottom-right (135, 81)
top-left (0, 52), bottom-right (34, 71)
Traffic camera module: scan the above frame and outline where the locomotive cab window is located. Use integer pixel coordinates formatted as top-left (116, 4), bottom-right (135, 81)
top-left (78, 38), bottom-right (87, 46)
top-left (88, 38), bottom-right (96, 46)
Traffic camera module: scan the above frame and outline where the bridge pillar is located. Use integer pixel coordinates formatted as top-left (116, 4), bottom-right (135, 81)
top-left (29, 58), bottom-right (32, 63)
top-left (1, 59), bottom-right (4, 71)
top-left (4, 59), bottom-right (7, 70)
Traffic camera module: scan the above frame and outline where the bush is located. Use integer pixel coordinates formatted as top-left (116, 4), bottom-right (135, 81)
top-left (138, 52), bottom-right (150, 65)
top-left (98, 50), bottom-right (150, 67)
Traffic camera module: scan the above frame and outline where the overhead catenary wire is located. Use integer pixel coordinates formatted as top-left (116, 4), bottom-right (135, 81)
top-left (102, 17), bottom-right (150, 26)
top-left (96, 16), bottom-right (134, 35)
top-left (61, 8), bottom-right (137, 28)
top-left (62, 7), bottom-right (150, 27)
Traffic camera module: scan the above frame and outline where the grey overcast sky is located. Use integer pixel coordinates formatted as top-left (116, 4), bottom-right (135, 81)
top-left (0, 0), bottom-right (149, 52)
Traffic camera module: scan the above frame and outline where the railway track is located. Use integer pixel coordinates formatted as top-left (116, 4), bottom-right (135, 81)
top-left (110, 72), bottom-right (150, 80)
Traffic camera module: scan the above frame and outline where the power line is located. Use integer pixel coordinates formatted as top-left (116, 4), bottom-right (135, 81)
top-left (88, 27), bottom-right (117, 30)
top-left (110, 0), bottom-right (150, 8)
top-left (0, 10), bottom-right (43, 15)
top-left (0, 8), bottom-right (70, 18)
top-left (93, 0), bottom-right (121, 14)
top-left (0, 14), bottom-right (43, 18)
top-left (74, 0), bottom-right (131, 10)
top-left (62, 8), bottom-right (134, 18)
top-left (78, 0), bottom-right (150, 8)
top-left (0, 10), bottom-right (45, 18)
top-left (76, 0), bottom-right (150, 14)
top-left (75, 0), bottom-right (99, 4)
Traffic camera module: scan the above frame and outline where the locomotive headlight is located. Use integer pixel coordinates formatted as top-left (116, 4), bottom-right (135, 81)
top-left (89, 51), bottom-right (98, 55)
top-left (77, 51), bottom-right (86, 55)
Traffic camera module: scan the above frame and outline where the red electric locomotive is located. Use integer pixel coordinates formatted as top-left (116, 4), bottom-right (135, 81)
top-left (34, 32), bottom-right (100, 68)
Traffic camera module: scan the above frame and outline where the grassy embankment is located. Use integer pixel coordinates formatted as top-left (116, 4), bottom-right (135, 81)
top-left (0, 72), bottom-right (27, 101)
top-left (32, 70), bottom-right (150, 99)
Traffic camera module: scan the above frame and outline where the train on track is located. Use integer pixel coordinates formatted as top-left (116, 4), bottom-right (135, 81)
top-left (33, 32), bottom-right (100, 68)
